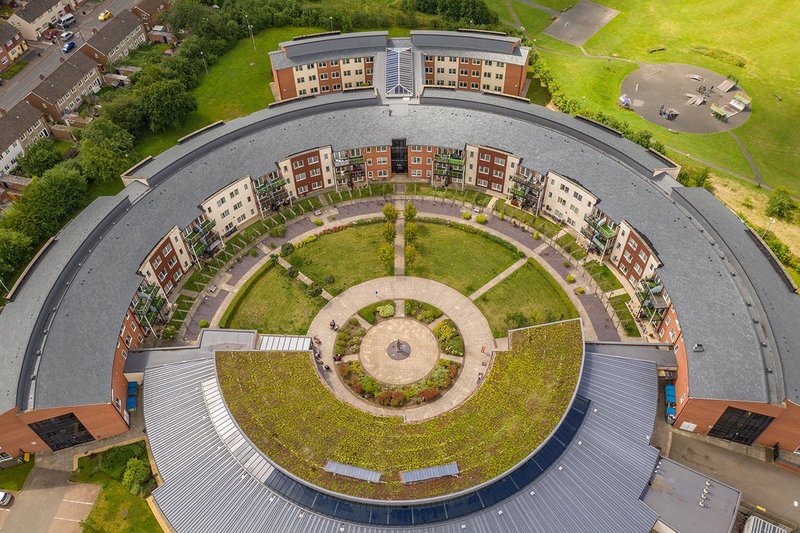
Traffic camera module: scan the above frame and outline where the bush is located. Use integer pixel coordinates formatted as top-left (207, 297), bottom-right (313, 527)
top-left (404, 202), bottom-right (417, 221)
top-left (280, 242), bottom-right (295, 256)
top-left (99, 446), bottom-right (142, 480)
top-left (433, 320), bottom-right (456, 341)
top-left (461, 211), bottom-right (471, 220)
top-left (378, 242), bottom-right (395, 265)
top-left (505, 311), bottom-right (530, 330)
top-left (575, 287), bottom-right (586, 294)
top-left (249, 249), bottom-right (258, 257)
top-left (198, 319), bottom-right (209, 328)
top-left (562, 260), bottom-right (571, 268)
top-left (565, 274), bottom-right (576, 283)
top-left (475, 214), bottom-right (487, 224)
top-left (122, 457), bottom-right (152, 495)
top-left (286, 266), bottom-right (298, 278)
top-left (404, 222), bottom-right (418, 243)
top-left (161, 325), bottom-right (178, 341)
top-left (314, 218), bottom-right (323, 226)
top-left (269, 224), bottom-right (286, 238)
top-left (533, 231), bottom-right (540, 240)
top-left (766, 187), bottom-right (797, 221)
top-left (382, 203), bottom-right (399, 222)
top-left (307, 284), bottom-right (322, 297)
top-left (360, 375), bottom-right (382, 397)
top-left (382, 221), bottom-right (396, 242)
top-left (324, 274), bottom-right (335, 285)
top-left (405, 243), bottom-right (418, 266)
top-left (418, 388), bottom-right (440, 402)
top-left (377, 303), bottom-right (395, 318)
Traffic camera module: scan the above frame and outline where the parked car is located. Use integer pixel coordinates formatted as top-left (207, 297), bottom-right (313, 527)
top-left (61, 41), bottom-right (75, 52)
top-left (0, 491), bottom-right (11, 506)
top-left (98, 9), bottom-right (111, 21)
top-left (59, 31), bottom-right (74, 41)
top-left (42, 28), bottom-right (60, 40)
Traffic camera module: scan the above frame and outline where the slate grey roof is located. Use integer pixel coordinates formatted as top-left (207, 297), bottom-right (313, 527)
top-left (0, 21), bottom-right (21, 44)
top-left (11, 0), bottom-right (64, 23)
top-left (133, 0), bottom-right (166, 16)
top-left (411, 30), bottom-right (520, 55)
top-left (414, 45), bottom-right (529, 65)
top-left (29, 53), bottom-right (98, 103)
top-left (0, 89), bottom-right (770, 414)
top-left (269, 31), bottom-right (388, 71)
top-left (144, 349), bottom-right (667, 532)
top-left (0, 100), bottom-right (45, 152)
top-left (83, 10), bottom-right (142, 56)
top-left (672, 187), bottom-right (800, 405)
top-left (642, 457), bottom-right (740, 533)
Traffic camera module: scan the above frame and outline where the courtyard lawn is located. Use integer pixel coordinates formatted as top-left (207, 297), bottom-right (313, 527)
top-left (134, 26), bottom-right (322, 157)
top-left (555, 232), bottom-right (587, 259)
top-left (609, 293), bottom-right (640, 337)
top-left (69, 442), bottom-right (161, 533)
top-left (407, 222), bottom-right (520, 295)
top-left (0, 456), bottom-right (34, 491)
top-left (324, 183), bottom-right (394, 204)
top-left (525, 73), bottom-right (551, 106)
top-left (409, 184), bottom-right (492, 206)
top-left (583, 260), bottom-right (623, 292)
top-left (220, 263), bottom-right (326, 335)
top-left (475, 259), bottom-right (578, 337)
top-left (216, 319), bottom-right (583, 499)
top-left (513, 1), bottom-right (553, 34)
top-left (544, 1), bottom-right (800, 195)
top-left (286, 223), bottom-right (392, 295)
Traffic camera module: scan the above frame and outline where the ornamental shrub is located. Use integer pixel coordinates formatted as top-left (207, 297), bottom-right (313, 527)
top-left (377, 304), bottom-right (395, 318)
top-left (562, 260), bottom-right (571, 268)
top-left (280, 242), bottom-right (295, 256)
top-left (418, 388), bottom-right (440, 401)
top-left (249, 249), bottom-right (258, 257)
top-left (404, 222), bottom-right (418, 243)
top-left (378, 242), bottom-right (394, 265)
top-left (307, 284), bottom-right (322, 297)
top-left (382, 203), bottom-right (399, 222)
top-left (433, 320), bottom-right (456, 341)
top-left (505, 311), bottom-right (530, 330)
top-left (461, 211), bottom-right (471, 220)
top-left (99, 445), bottom-right (141, 479)
top-left (575, 287), bottom-right (585, 294)
top-left (122, 457), bottom-right (152, 495)
top-left (360, 375), bottom-right (382, 397)
top-left (475, 214), bottom-right (487, 224)
top-left (286, 266), bottom-right (298, 278)
top-left (404, 202), bottom-right (417, 221)
top-left (566, 274), bottom-right (576, 283)
top-left (405, 243), bottom-right (418, 266)
top-left (161, 325), bottom-right (178, 341)
top-left (314, 218), bottom-right (323, 226)
top-left (533, 231), bottom-right (540, 240)
top-left (324, 274), bottom-right (335, 285)
top-left (382, 221), bottom-right (396, 242)
top-left (198, 319), bottom-right (209, 328)
top-left (269, 224), bottom-right (285, 238)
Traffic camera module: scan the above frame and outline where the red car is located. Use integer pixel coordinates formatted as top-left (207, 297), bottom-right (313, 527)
top-left (42, 28), bottom-right (60, 40)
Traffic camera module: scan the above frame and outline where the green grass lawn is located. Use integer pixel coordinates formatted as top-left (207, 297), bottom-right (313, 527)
top-left (324, 183), bottom-right (394, 204)
top-left (0, 60), bottom-right (28, 80)
top-left (134, 26), bottom-right (322, 157)
top-left (493, 200), bottom-right (560, 237)
top-left (87, 177), bottom-right (125, 203)
top-left (555, 232), bottom-right (587, 259)
top-left (608, 293), bottom-right (640, 337)
top-left (216, 319), bottom-right (583, 499)
top-left (69, 442), bottom-right (161, 533)
top-left (408, 184), bottom-right (492, 206)
top-left (181, 268), bottom-right (210, 293)
top-left (513, 1), bottom-right (553, 34)
top-left (476, 259), bottom-right (578, 337)
top-left (287, 223), bottom-right (392, 295)
top-left (583, 260), bottom-right (623, 292)
top-left (0, 457), bottom-right (34, 491)
top-left (220, 263), bottom-right (326, 334)
top-left (407, 222), bottom-right (520, 295)
top-left (526, 73), bottom-right (551, 106)
top-left (544, 1), bottom-right (800, 195)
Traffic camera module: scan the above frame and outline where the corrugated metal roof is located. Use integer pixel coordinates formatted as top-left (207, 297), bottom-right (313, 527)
top-left (144, 350), bottom-right (670, 532)
top-left (258, 335), bottom-right (312, 352)
top-left (744, 516), bottom-right (788, 533)
top-left (325, 461), bottom-right (382, 483)
top-left (410, 30), bottom-right (520, 55)
top-left (401, 463), bottom-right (459, 483)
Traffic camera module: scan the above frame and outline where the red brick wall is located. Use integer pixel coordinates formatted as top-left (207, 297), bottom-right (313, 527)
top-left (290, 149), bottom-right (325, 195)
top-left (617, 229), bottom-right (651, 284)
top-left (364, 145), bottom-right (391, 180)
top-left (407, 145), bottom-right (434, 179)
top-left (503, 63), bottom-right (526, 96)
top-left (148, 235), bottom-right (183, 294)
top-left (274, 67), bottom-right (297, 100)
top-left (317, 61), bottom-right (341, 95)
top-left (24, 93), bottom-right (60, 122)
top-left (365, 55), bottom-right (374, 85)
top-left (423, 56), bottom-right (434, 85)
top-left (457, 58), bottom-right (481, 92)
top-left (474, 147), bottom-right (509, 193)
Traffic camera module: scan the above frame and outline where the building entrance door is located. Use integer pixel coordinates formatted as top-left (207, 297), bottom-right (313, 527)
top-left (391, 139), bottom-right (407, 173)
top-left (708, 406), bottom-right (774, 446)
top-left (29, 412), bottom-right (95, 451)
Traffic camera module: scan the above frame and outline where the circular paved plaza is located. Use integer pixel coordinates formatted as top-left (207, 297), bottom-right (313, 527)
top-left (359, 318), bottom-right (440, 386)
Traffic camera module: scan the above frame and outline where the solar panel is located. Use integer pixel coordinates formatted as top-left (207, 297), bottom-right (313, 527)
top-left (324, 461), bottom-right (382, 483)
top-left (401, 462), bottom-right (459, 483)
top-left (385, 47), bottom-right (413, 97)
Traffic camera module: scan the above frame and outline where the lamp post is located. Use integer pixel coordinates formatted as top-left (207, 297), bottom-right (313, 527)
top-left (329, 16), bottom-right (333, 31)
top-left (777, 500), bottom-right (799, 520)
top-left (245, 14), bottom-right (256, 51)
top-left (200, 50), bottom-right (208, 76)
top-left (761, 217), bottom-right (776, 239)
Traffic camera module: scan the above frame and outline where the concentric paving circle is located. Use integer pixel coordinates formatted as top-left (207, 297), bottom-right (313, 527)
top-left (359, 318), bottom-right (439, 386)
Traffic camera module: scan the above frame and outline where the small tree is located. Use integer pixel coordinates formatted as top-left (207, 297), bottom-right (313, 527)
top-left (766, 187), bottom-right (797, 221)
top-left (505, 311), bottom-right (530, 330)
top-left (404, 202), bottom-right (417, 221)
top-left (382, 203), bottom-right (399, 222)
top-left (122, 457), bottom-right (152, 495)
top-left (405, 243), bottom-right (418, 266)
top-left (16, 138), bottom-right (62, 177)
top-left (198, 319), bottom-right (209, 328)
top-left (138, 79), bottom-right (198, 132)
top-left (404, 222), bottom-right (418, 243)
top-left (161, 325), bottom-right (178, 341)
top-left (382, 221), bottom-right (396, 242)
top-left (378, 242), bottom-right (394, 265)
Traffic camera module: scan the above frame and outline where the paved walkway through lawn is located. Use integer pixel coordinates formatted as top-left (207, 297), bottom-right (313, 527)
top-left (307, 277), bottom-right (496, 423)
top-left (469, 257), bottom-right (528, 301)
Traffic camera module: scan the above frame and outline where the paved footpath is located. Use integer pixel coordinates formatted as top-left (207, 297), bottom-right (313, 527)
top-left (308, 277), bottom-right (496, 423)
top-left (469, 257), bottom-right (528, 301)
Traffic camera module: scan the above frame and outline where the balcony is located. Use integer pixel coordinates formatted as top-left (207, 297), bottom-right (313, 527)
top-left (637, 279), bottom-right (670, 310)
top-left (256, 177), bottom-right (288, 196)
top-left (584, 213), bottom-right (616, 240)
top-left (185, 219), bottom-right (214, 245)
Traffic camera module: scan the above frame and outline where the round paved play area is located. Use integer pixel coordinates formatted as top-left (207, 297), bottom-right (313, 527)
top-left (359, 319), bottom-right (440, 385)
top-left (621, 63), bottom-right (751, 133)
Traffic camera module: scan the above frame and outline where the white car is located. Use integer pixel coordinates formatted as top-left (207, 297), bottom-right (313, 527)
top-left (0, 490), bottom-right (11, 506)
top-left (59, 31), bottom-right (74, 41)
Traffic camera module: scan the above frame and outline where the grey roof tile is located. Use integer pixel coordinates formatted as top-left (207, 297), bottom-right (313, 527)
top-left (28, 53), bottom-right (98, 103)
top-left (83, 10), bottom-right (142, 56)
top-left (11, 0), bottom-right (63, 23)
top-left (0, 100), bottom-right (45, 152)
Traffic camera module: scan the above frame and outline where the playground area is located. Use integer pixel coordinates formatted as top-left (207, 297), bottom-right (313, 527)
top-left (620, 63), bottom-right (751, 133)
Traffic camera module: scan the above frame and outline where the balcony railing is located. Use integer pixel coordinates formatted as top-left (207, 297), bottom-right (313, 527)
top-left (584, 214), bottom-right (616, 239)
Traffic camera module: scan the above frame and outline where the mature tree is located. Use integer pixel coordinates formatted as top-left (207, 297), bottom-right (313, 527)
top-left (404, 243), bottom-right (418, 266)
top-left (0, 228), bottom-right (33, 282)
top-left (16, 138), bottom-right (62, 177)
top-left (102, 91), bottom-right (146, 133)
top-left (80, 118), bottom-right (135, 182)
top-left (382, 203), bottom-right (398, 222)
top-left (82, 118), bottom-right (135, 153)
top-left (404, 201), bottom-right (417, 221)
top-left (766, 187), bottom-right (797, 221)
top-left (378, 242), bottom-right (394, 265)
top-left (138, 79), bottom-right (197, 132)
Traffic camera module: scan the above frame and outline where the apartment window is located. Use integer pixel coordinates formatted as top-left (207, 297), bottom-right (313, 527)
top-left (296, 76), bottom-right (305, 83)
top-left (306, 63), bottom-right (314, 69)
top-left (629, 239), bottom-right (638, 251)
top-left (310, 168), bottom-right (321, 177)
top-left (344, 82), bottom-right (353, 88)
top-left (295, 172), bottom-right (307, 181)
top-left (216, 197), bottom-right (226, 207)
top-left (492, 169), bottom-right (503, 178)
top-left (479, 153), bottom-right (490, 162)
top-left (308, 155), bottom-right (319, 164)
top-left (309, 74), bottom-right (317, 81)
top-left (412, 157), bottom-right (422, 164)
top-left (436, 67), bottom-right (445, 74)
top-left (321, 85), bottom-right (330, 92)
top-left (236, 214), bottom-right (246, 223)
top-left (634, 263), bottom-right (643, 275)
top-left (411, 145), bottom-right (421, 151)
top-left (623, 251), bottom-right (632, 262)
top-left (459, 81), bottom-right (467, 88)
top-left (491, 182), bottom-right (502, 192)
top-left (560, 183), bottom-right (570, 193)
top-left (152, 256), bottom-right (162, 269)
top-left (569, 204), bottom-right (579, 214)
top-left (297, 185), bottom-right (308, 194)
top-left (312, 181), bottom-right (323, 189)
top-left (221, 209), bottom-right (230, 218)
top-left (557, 197), bottom-right (566, 206)
top-left (665, 315), bottom-right (671, 326)
top-left (343, 70), bottom-right (351, 76)
top-left (298, 89), bottom-right (307, 96)
top-left (320, 73), bottom-right (328, 80)
top-left (319, 61), bottom-right (327, 67)
top-left (477, 178), bottom-right (488, 187)
top-left (472, 58), bottom-right (480, 64)
top-left (619, 264), bottom-right (628, 275)
top-left (332, 72), bottom-right (340, 79)
top-left (332, 83), bottom-right (341, 90)
top-left (638, 250), bottom-right (647, 261)
top-left (485, 60), bottom-right (493, 66)
top-left (573, 191), bottom-right (583, 201)
top-left (478, 166), bottom-right (489, 174)
top-left (292, 160), bottom-right (304, 169)
top-left (229, 189), bottom-right (239, 198)
top-left (494, 157), bottom-right (505, 166)
top-left (482, 84), bottom-right (490, 90)
top-left (295, 65), bottom-right (303, 72)
top-left (310, 87), bottom-right (318, 94)
top-left (224, 222), bottom-right (234, 232)
top-left (495, 73), bottom-right (503, 80)
top-left (460, 69), bottom-right (468, 76)
top-left (233, 201), bottom-right (243, 210)
top-left (411, 169), bottom-right (422, 177)
top-left (471, 82), bottom-right (479, 89)
top-left (448, 68), bottom-right (456, 74)
top-left (483, 72), bottom-right (491, 78)
top-left (425, 67), bottom-right (433, 74)
top-left (167, 257), bottom-right (177, 268)
top-left (448, 80), bottom-right (456, 87)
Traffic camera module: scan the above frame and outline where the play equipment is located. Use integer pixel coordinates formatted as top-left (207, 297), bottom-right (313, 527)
top-left (711, 91), bottom-right (751, 121)
top-left (618, 93), bottom-right (631, 109)
top-left (659, 105), bottom-right (679, 120)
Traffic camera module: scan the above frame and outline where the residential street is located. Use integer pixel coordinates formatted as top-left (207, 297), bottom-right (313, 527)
top-left (0, 0), bottom-right (140, 110)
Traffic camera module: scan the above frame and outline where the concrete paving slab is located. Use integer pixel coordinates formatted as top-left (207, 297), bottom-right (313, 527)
top-left (543, 0), bottom-right (618, 46)
top-left (359, 318), bottom-right (440, 385)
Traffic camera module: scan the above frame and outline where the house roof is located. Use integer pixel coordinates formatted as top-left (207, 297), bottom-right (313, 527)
top-left (411, 30), bottom-right (521, 55)
top-left (144, 350), bottom-right (664, 532)
top-left (0, 21), bottom-right (21, 44)
top-left (11, 0), bottom-right (65, 23)
top-left (133, 0), bottom-right (166, 16)
top-left (269, 31), bottom-right (388, 70)
top-left (84, 10), bottom-right (142, 56)
top-left (0, 100), bottom-right (44, 151)
top-left (28, 53), bottom-right (98, 103)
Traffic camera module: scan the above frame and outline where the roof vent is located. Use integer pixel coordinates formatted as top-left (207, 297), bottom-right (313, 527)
top-left (693, 343), bottom-right (704, 352)
top-left (699, 500), bottom-right (705, 507)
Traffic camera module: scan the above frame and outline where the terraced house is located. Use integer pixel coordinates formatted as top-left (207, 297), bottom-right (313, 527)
top-left (0, 100), bottom-right (50, 174)
top-left (79, 10), bottom-right (147, 68)
top-left (7, 0), bottom-right (76, 40)
top-left (0, 21), bottom-right (27, 73)
top-left (24, 53), bottom-right (103, 120)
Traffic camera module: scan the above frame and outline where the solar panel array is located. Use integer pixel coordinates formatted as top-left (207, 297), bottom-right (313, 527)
top-left (385, 48), bottom-right (413, 97)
